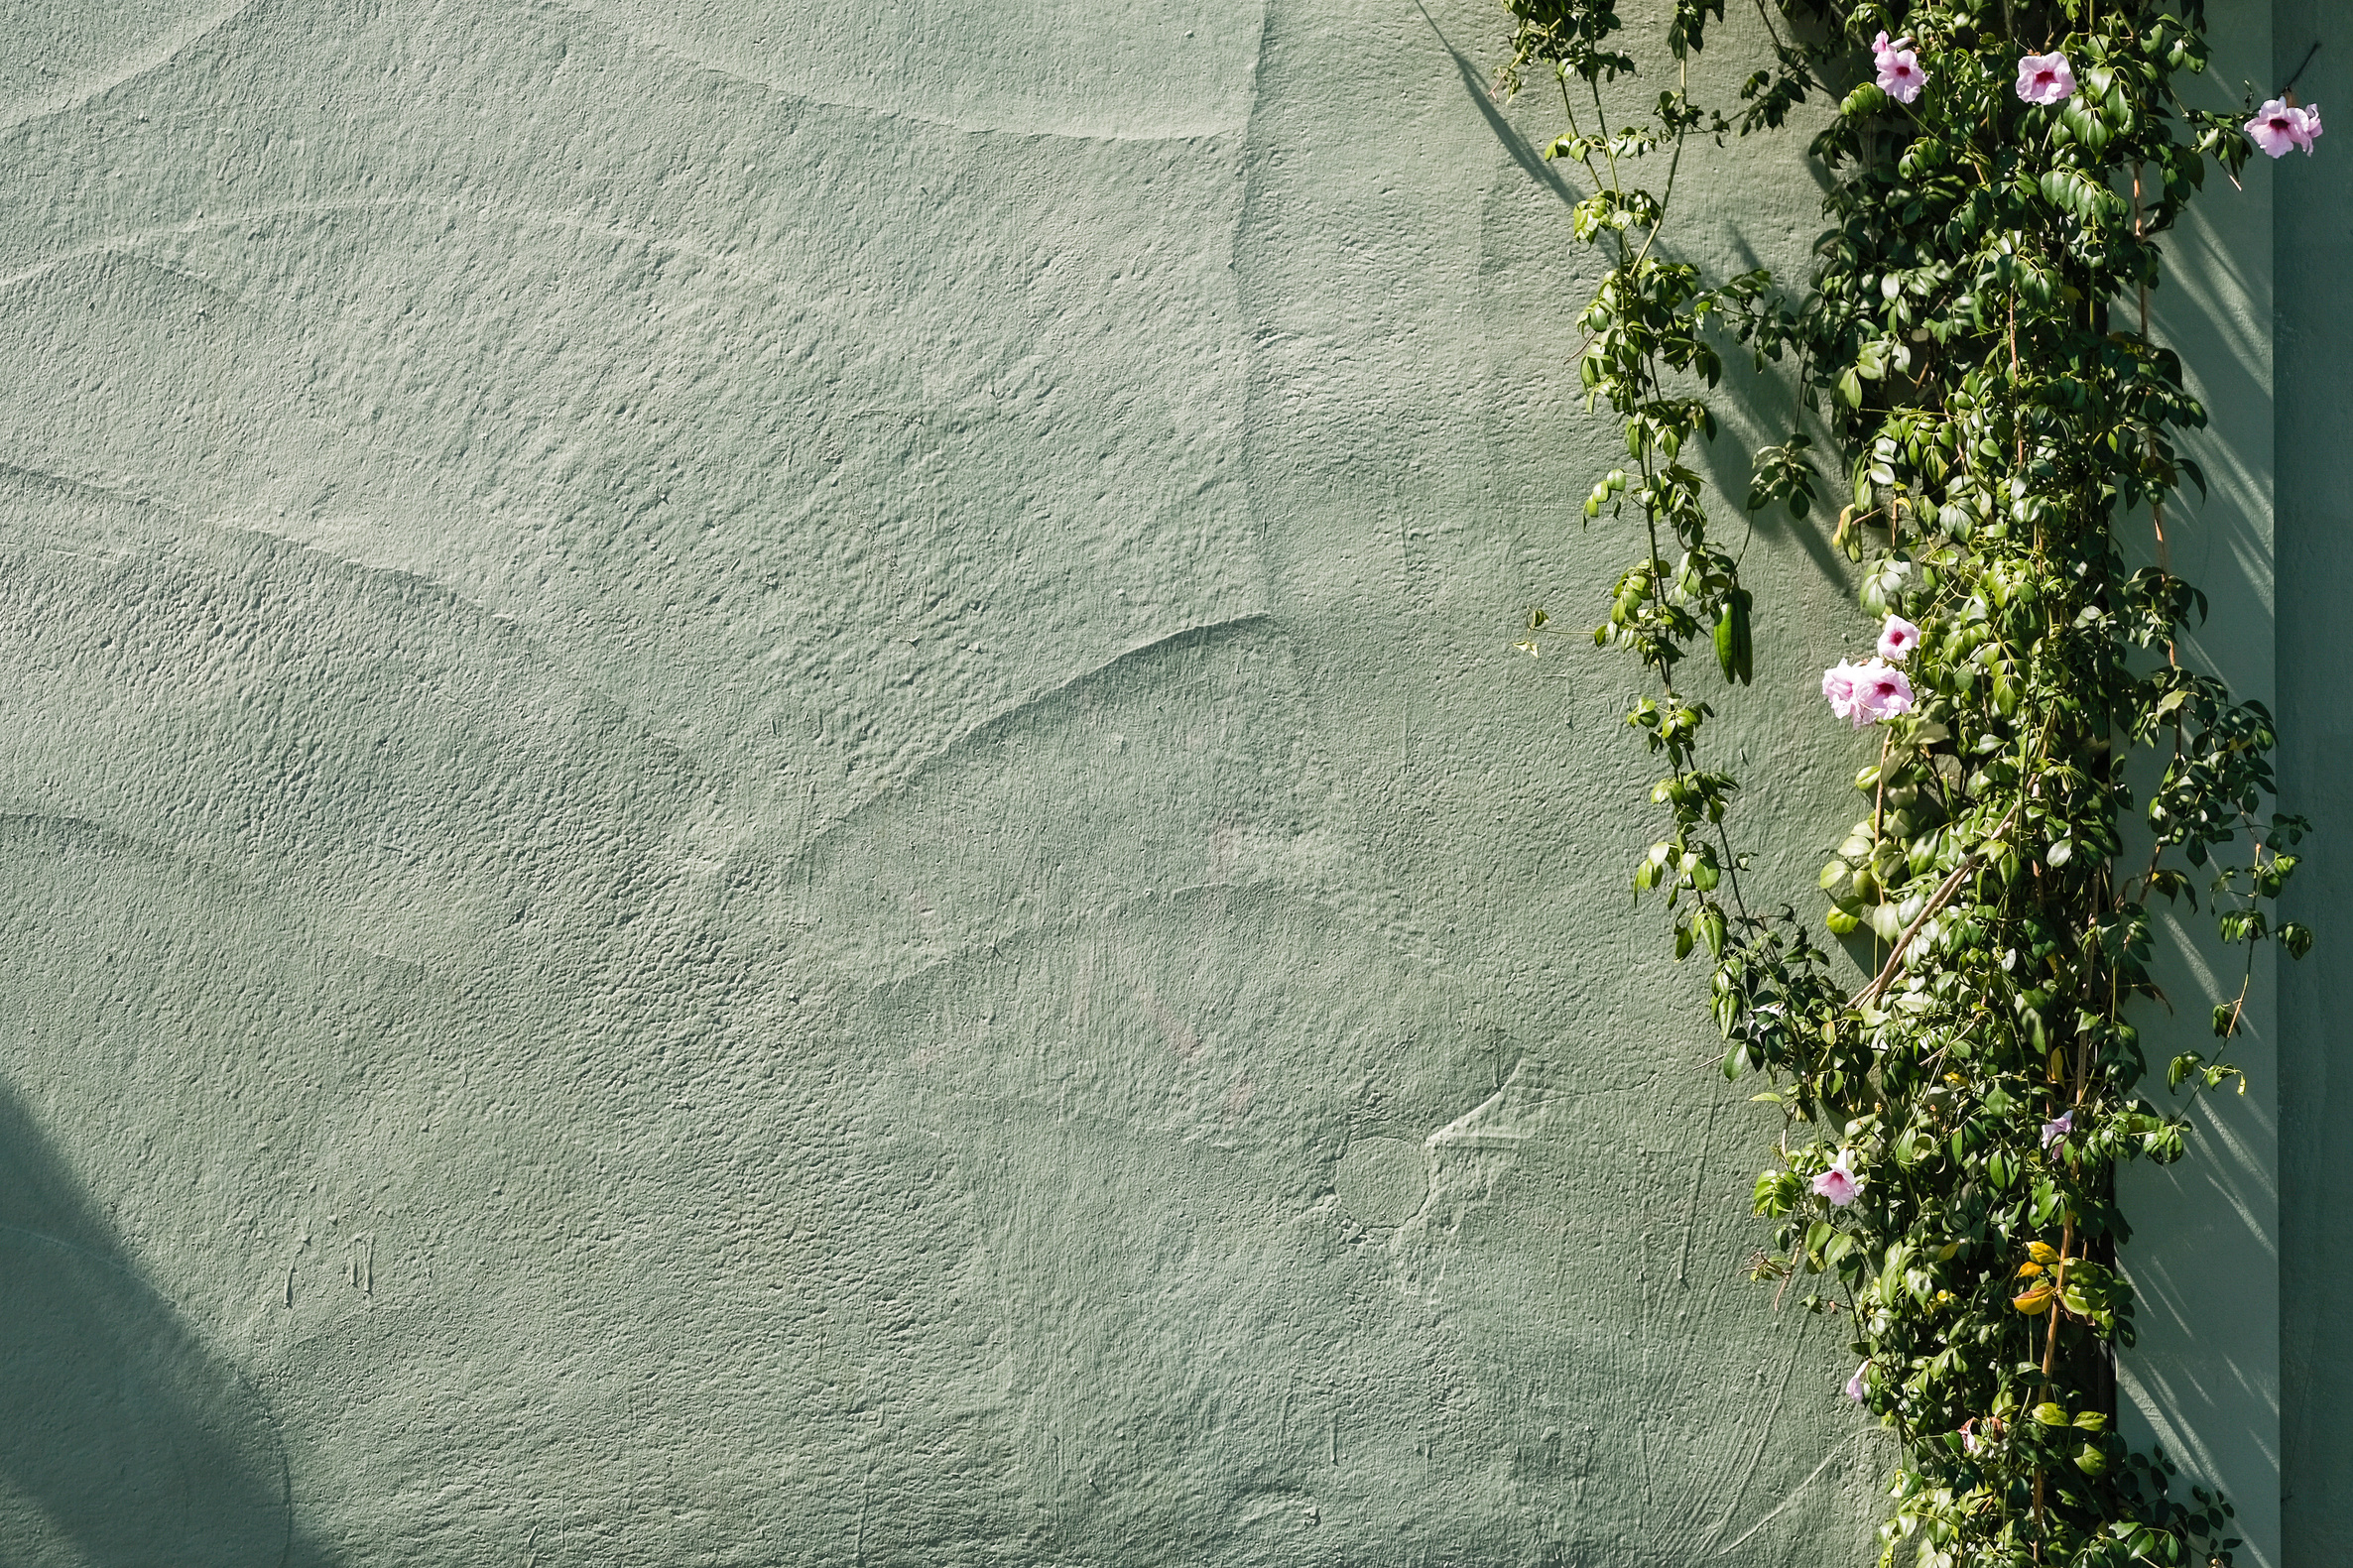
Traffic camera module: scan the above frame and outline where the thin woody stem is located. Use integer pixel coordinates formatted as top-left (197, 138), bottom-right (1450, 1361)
top-left (1853, 800), bottom-right (2025, 1007)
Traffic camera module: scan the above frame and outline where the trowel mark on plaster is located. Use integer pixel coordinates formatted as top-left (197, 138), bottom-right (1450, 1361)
top-left (1371, 1057), bottom-right (1555, 1253)
top-left (0, 195), bottom-right (815, 305)
top-left (1708, 1429), bottom-right (1874, 1559)
top-left (0, 0), bottom-right (257, 135)
top-left (0, 245), bottom-right (250, 312)
top-left (561, 0), bottom-right (1266, 145)
top-left (0, 457), bottom-right (199, 529)
top-left (7, 490), bottom-right (690, 788)
top-left (0, 809), bottom-right (428, 968)
top-left (1, 213), bottom-right (1266, 858)
top-left (1672, 1094), bottom-right (1722, 1287)
top-left (0, 251), bottom-right (822, 788)
top-left (841, 883), bottom-right (1511, 1228)
top-left (818, 596), bottom-right (1275, 790)
top-left (0, 477), bottom-right (648, 761)
top-left (0, 200), bottom-right (830, 548)
top-left (0, 527), bottom-right (747, 975)
top-left (742, 634), bottom-right (1465, 1002)
top-left (1425, 1058), bottom-right (1559, 1149)
top-left (767, 613), bottom-right (1276, 867)
top-left (1692, 1325), bottom-right (1814, 1551)
top-left (1331, 1135), bottom-right (1424, 1227)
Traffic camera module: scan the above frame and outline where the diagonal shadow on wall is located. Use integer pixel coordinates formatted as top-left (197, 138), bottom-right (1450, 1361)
top-left (0, 1086), bottom-right (332, 1568)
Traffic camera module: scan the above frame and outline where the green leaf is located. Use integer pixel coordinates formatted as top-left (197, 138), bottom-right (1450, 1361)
top-left (1839, 82), bottom-right (1891, 119)
top-left (1712, 589), bottom-right (1752, 684)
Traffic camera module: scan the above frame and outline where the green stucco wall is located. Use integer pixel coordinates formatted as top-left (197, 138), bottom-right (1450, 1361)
top-left (2274, 5), bottom-right (2353, 1563)
top-left (2113, 8), bottom-right (2279, 1568)
top-left (0, 2), bottom-right (2315, 1564)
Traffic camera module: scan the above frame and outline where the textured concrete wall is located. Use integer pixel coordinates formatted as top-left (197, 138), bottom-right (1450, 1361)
top-left (2112, 7), bottom-right (2281, 1567)
top-left (0, 1), bottom-right (2296, 1564)
top-left (2272, 5), bottom-right (2353, 1563)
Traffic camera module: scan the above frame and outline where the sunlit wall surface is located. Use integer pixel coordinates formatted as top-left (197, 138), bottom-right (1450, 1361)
top-left (0, 2), bottom-right (2325, 1564)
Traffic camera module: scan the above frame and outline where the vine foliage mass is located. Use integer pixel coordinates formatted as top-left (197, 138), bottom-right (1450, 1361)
top-left (1500, 2), bottom-right (2311, 1563)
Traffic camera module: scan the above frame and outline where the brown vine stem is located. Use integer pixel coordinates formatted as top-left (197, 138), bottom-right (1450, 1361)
top-left (2220, 977), bottom-right (2252, 1039)
top-left (1852, 800), bottom-right (2025, 1008)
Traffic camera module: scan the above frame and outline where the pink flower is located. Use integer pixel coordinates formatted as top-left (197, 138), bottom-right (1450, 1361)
top-left (2248, 99), bottom-right (2302, 157)
top-left (2041, 1110), bottom-right (2072, 1149)
top-left (1845, 1363), bottom-right (1869, 1401)
top-left (1812, 1149), bottom-right (1865, 1207)
top-left (1823, 660), bottom-right (1914, 726)
top-left (1873, 34), bottom-right (1925, 104)
top-left (1877, 47), bottom-right (1926, 103)
top-left (1852, 661), bottom-right (1915, 725)
top-left (2248, 97), bottom-right (2322, 158)
top-left (2016, 52), bottom-right (2075, 106)
top-left (1877, 615), bottom-right (1921, 663)
top-left (1822, 660), bottom-right (1862, 722)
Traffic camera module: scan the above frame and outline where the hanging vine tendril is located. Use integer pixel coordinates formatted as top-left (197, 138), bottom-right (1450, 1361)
top-left (1500, 3), bottom-right (2312, 1563)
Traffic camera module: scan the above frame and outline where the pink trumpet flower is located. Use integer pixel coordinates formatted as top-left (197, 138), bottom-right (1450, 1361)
top-left (2016, 51), bottom-right (2076, 106)
top-left (1822, 660), bottom-right (1916, 726)
top-left (2248, 97), bottom-right (2323, 158)
top-left (1853, 661), bottom-right (1915, 724)
top-left (1813, 1149), bottom-right (1865, 1207)
top-left (1822, 660), bottom-right (1861, 722)
top-left (1878, 615), bottom-right (1922, 663)
top-left (1872, 33), bottom-right (1926, 103)
top-left (1878, 51), bottom-right (1926, 103)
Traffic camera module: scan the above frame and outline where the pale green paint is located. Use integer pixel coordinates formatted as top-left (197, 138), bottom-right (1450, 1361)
top-left (2114, 9), bottom-right (2281, 1568)
top-left (0, 0), bottom-right (2305, 1563)
top-left (2272, 5), bottom-right (2353, 1563)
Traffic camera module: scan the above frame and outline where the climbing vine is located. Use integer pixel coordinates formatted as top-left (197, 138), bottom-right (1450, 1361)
top-left (1500, 2), bottom-right (2312, 1564)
